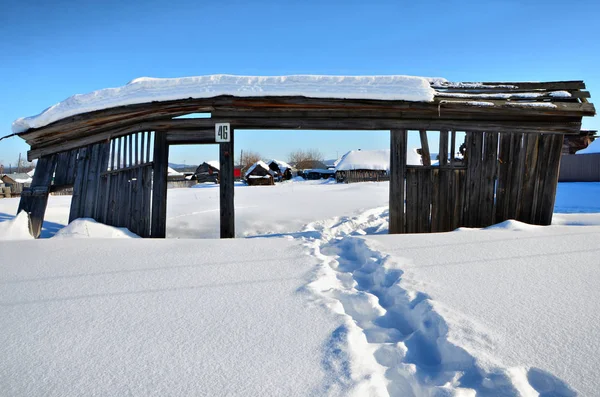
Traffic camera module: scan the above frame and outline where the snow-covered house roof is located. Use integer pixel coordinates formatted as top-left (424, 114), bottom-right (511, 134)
top-left (267, 159), bottom-right (292, 172)
top-left (335, 149), bottom-right (422, 172)
top-left (244, 160), bottom-right (275, 178)
top-left (323, 158), bottom-right (341, 169)
top-left (205, 160), bottom-right (220, 170)
top-left (167, 167), bottom-right (184, 176)
top-left (2, 173), bottom-right (33, 184)
top-left (12, 75), bottom-right (437, 134)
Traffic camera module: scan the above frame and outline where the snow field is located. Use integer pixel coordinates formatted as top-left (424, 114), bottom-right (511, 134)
top-left (0, 181), bottom-right (598, 395)
top-left (0, 238), bottom-right (343, 396)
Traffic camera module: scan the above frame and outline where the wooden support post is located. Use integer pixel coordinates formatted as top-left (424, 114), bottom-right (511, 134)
top-left (151, 132), bottom-right (168, 238)
top-left (220, 128), bottom-right (235, 238)
top-left (17, 155), bottom-right (57, 238)
top-left (389, 129), bottom-right (407, 234)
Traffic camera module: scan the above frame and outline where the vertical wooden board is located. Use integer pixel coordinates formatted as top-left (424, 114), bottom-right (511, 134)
top-left (69, 146), bottom-right (89, 223)
top-left (464, 132), bottom-right (483, 227)
top-left (53, 151), bottom-right (71, 186)
top-left (517, 134), bottom-right (540, 224)
top-left (389, 129), bottom-right (407, 234)
top-left (128, 134), bottom-right (133, 167)
top-left (81, 143), bottom-right (102, 218)
top-left (65, 148), bottom-right (78, 183)
top-left (451, 169), bottom-right (466, 230)
top-left (96, 174), bottom-right (108, 223)
top-left (441, 169), bottom-right (454, 232)
top-left (151, 132), bottom-right (168, 238)
top-left (141, 165), bottom-right (153, 237)
top-left (506, 133), bottom-right (525, 220)
top-left (479, 132), bottom-right (499, 226)
top-left (419, 130), bottom-right (431, 166)
top-left (106, 172), bottom-right (118, 226)
top-left (110, 139), bottom-right (116, 171)
top-left (439, 131), bottom-right (449, 166)
top-left (495, 133), bottom-right (512, 223)
top-left (405, 168), bottom-right (419, 233)
top-left (537, 134), bottom-right (564, 225)
top-left (134, 132), bottom-right (140, 165)
top-left (430, 169), bottom-right (440, 232)
top-left (450, 131), bottom-right (457, 166)
top-left (129, 166), bottom-right (143, 236)
top-left (140, 132), bottom-right (146, 165)
top-left (416, 168), bottom-right (432, 233)
top-left (146, 131), bottom-right (152, 163)
top-left (220, 129), bottom-right (235, 238)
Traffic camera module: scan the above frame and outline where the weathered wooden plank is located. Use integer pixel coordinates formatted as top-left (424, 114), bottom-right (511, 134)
top-left (495, 133), bottom-right (512, 222)
top-left (450, 169), bottom-right (466, 230)
top-left (146, 131), bottom-right (152, 163)
top-left (536, 134), bottom-right (564, 225)
top-left (463, 132), bottom-right (483, 227)
top-left (82, 143), bottom-right (101, 218)
top-left (416, 169), bottom-right (432, 233)
top-left (27, 116), bottom-right (586, 160)
top-left (480, 132), bottom-right (499, 226)
top-left (389, 129), bottom-right (407, 234)
top-left (69, 146), bottom-right (89, 223)
top-left (220, 129), bottom-right (235, 238)
top-left (419, 130), bottom-right (431, 166)
top-left (53, 151), bottom-right (71, 186)
top-left (17, 155), bottom-right (57, 238)
top-left (165, 129), bottom-right (217, 144)
top-left (405, 168), bottom-right (418, 233)
top-left (141, 165), bottom-right (153, 237)
top-left (439, 131), bottom-right (449, 166)
top-left (506, 133), bottom-right (525, 220)
top-left (128, 133), bottom-right (133, 167)
top-left (450, 130), bottom-right (457, 166)
top-left (517, 134), bottom-right (540, 223)
top-left (151, 132), bottom-right (168, 238)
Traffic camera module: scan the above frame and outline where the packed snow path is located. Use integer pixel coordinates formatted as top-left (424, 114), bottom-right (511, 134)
top-left (291, 208), bottom-right (598, 396)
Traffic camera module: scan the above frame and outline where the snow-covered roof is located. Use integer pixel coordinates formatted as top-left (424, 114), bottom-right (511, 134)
top-left (335, 149), bottom-right (423, 171)
top-left (244, 160), bottom-right (274, 178)
top-left (205, 160), bottom-right (220, 170)
top-left (13, 74), bottom-right (437, 134)
top-left (167, 167), bottom-right (183, 176)
top-left (267, 159), bottom-right (292, 172)
top-left (2, 173), bottom-right (33, 184)
top-left (323, 158), bottom-right (341, 168)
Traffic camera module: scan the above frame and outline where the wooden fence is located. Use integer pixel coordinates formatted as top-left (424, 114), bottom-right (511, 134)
top-left (558, 153), bottom-right (600, 182)
top-left (340, 170), bottom-right (390, 183)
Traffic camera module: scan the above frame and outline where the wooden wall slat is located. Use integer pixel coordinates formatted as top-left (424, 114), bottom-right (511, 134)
top-left (389, 129), bottom-right (407, 234)
top-left (405, 168), bottom-right (418, 233)
top-left (517, 134), bottom-right (540, 223)
top-left (416, 168), bottom-right (432, 233)
top-left (151, 132), bottom-right (168, 238)
top-left (480, 132), bottom-right (499, 226)
top-left (536, 134), bottom-right (564, 225)
top-left (464, 132), bottom-right (483, 227)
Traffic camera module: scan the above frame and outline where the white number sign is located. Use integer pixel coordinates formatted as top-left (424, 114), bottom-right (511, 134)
top-left (215, 123), bottom-right (231, 142)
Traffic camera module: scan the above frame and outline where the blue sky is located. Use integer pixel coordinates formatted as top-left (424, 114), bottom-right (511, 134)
top-left (1, 0), bottom-right (599, 166)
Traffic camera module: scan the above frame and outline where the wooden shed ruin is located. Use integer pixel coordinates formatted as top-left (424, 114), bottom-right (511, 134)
top-left (9, 75), bottom-right (595, 238)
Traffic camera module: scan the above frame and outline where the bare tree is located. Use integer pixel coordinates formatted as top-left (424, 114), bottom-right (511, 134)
top-left (240, 150), bottom-right (262, 173)
top-left (288, 149), bottom-right (324, 169)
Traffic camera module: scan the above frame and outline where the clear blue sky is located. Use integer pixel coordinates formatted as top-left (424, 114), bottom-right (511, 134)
top-left (1, 0), bottom-right (599, 166)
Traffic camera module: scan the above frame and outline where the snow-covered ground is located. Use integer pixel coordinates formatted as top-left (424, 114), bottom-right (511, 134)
top-left (1, 181), bottom-right (599, 396)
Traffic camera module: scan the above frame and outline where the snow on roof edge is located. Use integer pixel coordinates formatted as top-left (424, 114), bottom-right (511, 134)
top-left (13, 74), bottom-right (439, 134)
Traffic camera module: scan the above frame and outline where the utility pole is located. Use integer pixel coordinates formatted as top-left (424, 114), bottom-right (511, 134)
top-left (17, 153), bottom-right (21, 173)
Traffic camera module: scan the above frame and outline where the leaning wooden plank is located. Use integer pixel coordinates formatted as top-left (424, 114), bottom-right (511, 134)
top-left (151, 132), bottom-right (169, 238)
top-left (405, 168), bottom-right (418, 233)
top-left (495, 133), bottom-right (512, 222)
top-left (389, 129), bottom-right (407, 234)
top-left (82, 143), bottom-right (101, 218)
top-left (20, 155), bottom-right (57, 238)
top-left (463, 132), bottom-right (483, 227)
top-left (419, 130), bottom-right (431, 166)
